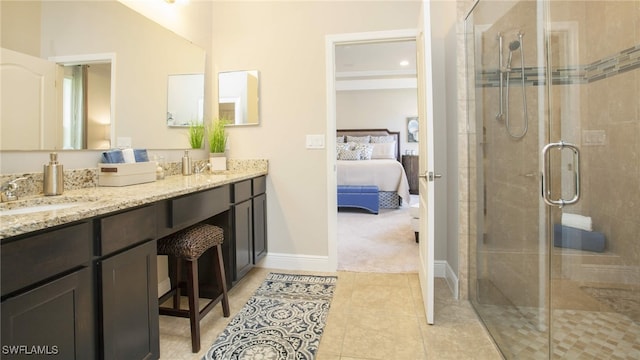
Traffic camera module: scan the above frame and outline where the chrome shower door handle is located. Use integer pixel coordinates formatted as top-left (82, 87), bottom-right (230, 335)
top-left (541, 141), bottom-right (580, 208)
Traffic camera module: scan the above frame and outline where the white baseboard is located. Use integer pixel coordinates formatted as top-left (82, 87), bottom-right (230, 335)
top-left (434, 260), bottom-right (459, 299)
top-left (158, 277), bottom-right (171, 298)
top-left (434, 260), bottom-right (446, 277)
top-left (445, 261), bottom-right (459, 299)
top-left (257, 252), bottom-right (332, 272)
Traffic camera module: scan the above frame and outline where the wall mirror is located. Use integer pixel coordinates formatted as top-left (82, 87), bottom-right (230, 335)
top-left (218, 70), bottom-right (260, 126)
top-left (167, 74), bottom-right (205, 127)
top-left (0, 0), bottom-right (205, 150)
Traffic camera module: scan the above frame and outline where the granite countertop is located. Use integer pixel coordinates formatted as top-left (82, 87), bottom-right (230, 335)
top-left (0, 169), bottom-right (267, 240)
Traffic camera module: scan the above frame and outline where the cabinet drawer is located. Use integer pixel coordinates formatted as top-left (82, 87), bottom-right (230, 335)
top-left (100, 205), bottom-right (157, 256)
top-left (252, 176), bottom-right (266, 195)
top-left (1, 221), bottom-right (92, 297)
top-left (233, 180), bottom-right (252, 203)
top-left (170, 185), bottom-right (230, 229)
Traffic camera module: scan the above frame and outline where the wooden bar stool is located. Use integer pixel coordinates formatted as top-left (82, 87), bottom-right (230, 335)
top-left (157, 223), bottom-right (230, 353)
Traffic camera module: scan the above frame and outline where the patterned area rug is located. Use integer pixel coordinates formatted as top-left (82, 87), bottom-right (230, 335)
top-left (203, 273), bottom-right (337, 360)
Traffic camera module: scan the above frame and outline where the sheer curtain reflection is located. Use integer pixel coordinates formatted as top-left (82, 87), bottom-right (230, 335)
top-left (62, 65), bottom-right (86, 150)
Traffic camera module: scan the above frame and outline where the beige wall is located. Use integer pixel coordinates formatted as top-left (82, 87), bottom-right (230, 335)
top-left (211, 1), bottom-right (422, 260)
top-left (336, 88), bottom-right (419, 155)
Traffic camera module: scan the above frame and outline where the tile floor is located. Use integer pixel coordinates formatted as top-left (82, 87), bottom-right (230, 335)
top-left (158, 268), bottom-right (503, 359)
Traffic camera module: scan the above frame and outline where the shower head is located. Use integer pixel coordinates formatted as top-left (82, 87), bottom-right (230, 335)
top-left (506, 40), bottom-right (521, 69)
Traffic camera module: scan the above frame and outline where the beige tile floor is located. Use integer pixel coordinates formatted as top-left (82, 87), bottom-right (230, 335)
top-left (158, 268), bottom-right (503, 359)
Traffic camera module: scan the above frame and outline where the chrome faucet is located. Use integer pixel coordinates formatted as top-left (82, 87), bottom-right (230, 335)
top-left (194, 162), bottom-right (210, 174)
top-left (1, 177), bottom-right (27, 202)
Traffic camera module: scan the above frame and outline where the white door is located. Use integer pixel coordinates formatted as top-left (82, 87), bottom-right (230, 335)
top-left (1, 47), bottom-right (59, 150)
top-left (416, 1), bottom-right (435, 325)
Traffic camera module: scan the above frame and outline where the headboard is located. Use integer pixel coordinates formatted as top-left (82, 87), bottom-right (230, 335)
top-left (336, 128), bottom-right (401, 162)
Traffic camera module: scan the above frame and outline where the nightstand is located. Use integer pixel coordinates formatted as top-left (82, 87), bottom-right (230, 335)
top-left (401, 155), bottom-right (419, 195)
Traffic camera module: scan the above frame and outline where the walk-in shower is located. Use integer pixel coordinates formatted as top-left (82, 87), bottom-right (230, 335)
top-left (465, 0), bottom-right (639, 359)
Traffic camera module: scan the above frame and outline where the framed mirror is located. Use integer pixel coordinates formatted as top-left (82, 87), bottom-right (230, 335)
top-left (218, 70), bottom-right (260, 126)
top-left (167, 74), bottom-right (205, 127)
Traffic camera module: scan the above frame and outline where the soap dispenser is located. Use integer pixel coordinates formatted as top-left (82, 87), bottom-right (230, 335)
top-left (43, 152), bottom-right (64, 196)
top-left (182, 150), bottom-right (192, 176)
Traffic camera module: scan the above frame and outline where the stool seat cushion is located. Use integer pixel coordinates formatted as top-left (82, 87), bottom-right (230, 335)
top-left (158, 223), bottom-right (224, 260)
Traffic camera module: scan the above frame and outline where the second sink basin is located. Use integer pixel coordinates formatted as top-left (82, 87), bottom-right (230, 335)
top-left (0, 195), bottom-right (97, 216)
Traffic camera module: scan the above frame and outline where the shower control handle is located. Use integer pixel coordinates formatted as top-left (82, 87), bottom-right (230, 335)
top-left (541, 141), bottom-right (580, 208)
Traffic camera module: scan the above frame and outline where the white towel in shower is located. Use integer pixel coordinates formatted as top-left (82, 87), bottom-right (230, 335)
top-left (561, 213), bottom-right (592, 231)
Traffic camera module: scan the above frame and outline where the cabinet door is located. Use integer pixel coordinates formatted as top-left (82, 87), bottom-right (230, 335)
top-left (1, 267), bottom-right (94, 359)
top-left (100, 240), bottom-right (159, 360)
top-left (253, 193), bottom-right (267, 263)
top-left (233, 200), bottom-right (253, 282)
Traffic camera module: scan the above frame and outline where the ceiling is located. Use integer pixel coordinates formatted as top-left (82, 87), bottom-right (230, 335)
top-left (335, 39), bottom-right (417, 78)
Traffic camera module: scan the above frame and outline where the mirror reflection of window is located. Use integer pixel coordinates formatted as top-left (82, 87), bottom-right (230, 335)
top-left (218, 70), bottom-right (260, 126)
top-left (62, 63), bottom-right (112, 150)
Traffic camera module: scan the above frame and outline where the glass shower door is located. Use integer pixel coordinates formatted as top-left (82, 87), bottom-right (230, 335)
top-left (466, 1), bottom-right (551, 358)
top-left (546, 1), bottom-right (640, 358)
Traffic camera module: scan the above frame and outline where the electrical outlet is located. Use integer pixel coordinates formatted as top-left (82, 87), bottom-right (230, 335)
top-left (582, 130), bottom-right (606, 146)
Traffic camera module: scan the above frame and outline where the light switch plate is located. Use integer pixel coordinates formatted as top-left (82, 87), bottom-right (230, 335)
top-left (306, 134), bottom-right (325, 149)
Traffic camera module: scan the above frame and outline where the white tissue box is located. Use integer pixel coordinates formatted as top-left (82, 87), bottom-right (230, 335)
top-left (98, 162), bottom-right (156, 187)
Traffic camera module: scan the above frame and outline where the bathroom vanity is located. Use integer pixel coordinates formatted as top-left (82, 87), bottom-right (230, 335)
top-left (0, 168), bottom-right (267, 359)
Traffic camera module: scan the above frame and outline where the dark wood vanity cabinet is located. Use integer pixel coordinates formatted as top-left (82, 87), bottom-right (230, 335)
top-left (100, 241), bottom-right (158, 360)
top-left (232, 180), bottom-right (254, 283)
top-left (231, 176), bottom-right (268, 284)
top-left (252, 177), bottom-right (267, 264)
top-left (1, 222), bottom-right (95, 359)
top-left (0, 175), bottom-right (267, 360)
top-left (97, 205), bottom-right (159, 360)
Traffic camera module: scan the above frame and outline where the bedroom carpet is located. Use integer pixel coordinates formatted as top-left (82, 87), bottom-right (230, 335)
top-left (338, 200), bottom-right (419, 273)
top-left (203, 273), bottom-right (336, 360)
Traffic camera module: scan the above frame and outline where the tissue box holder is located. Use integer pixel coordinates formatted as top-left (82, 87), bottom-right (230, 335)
top-left (98, 162), bottom-right (156, 187)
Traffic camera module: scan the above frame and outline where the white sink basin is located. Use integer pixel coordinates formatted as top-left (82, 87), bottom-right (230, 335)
top-left (0, 196), bottom-right (97, 216)
top-left (0, 202), bottom-right (89, 216)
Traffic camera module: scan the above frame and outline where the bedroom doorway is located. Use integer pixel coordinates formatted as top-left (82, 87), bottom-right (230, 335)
top-left (326, 30), bottom-right (421, 276)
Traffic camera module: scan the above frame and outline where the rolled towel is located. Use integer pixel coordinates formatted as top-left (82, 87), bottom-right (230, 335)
top-left (122, 148), bottom-right (136, 163)
top-left (133, 149), bottom-right (149, 162)
top-left (101, 149), bottom-right (124, 164)
top-left (562, 213), bottom-right (592, 231)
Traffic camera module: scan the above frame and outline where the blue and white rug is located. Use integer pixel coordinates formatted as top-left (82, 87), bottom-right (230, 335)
top-left (203, 273), bottom-right (337, 360)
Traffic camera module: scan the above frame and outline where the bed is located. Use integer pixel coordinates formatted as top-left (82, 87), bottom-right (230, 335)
top-left (336, 129), bottom-right (411, 209)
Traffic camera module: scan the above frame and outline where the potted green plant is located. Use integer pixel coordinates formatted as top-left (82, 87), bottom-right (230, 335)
top-left (188, 121), bottom-right (205, 149)
top-left (208, 117), bottom-right (229, 170)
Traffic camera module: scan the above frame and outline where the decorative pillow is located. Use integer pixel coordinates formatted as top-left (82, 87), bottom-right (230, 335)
top-left (338, 148), bottom-right (362, 160)
top-left (336, 136), bottom-right (345, 144)
top-left (336, 143), bottom-right (350, 159)
top-left (346, 135), bottom-right (370, 143)
top-left (351, 143), bottom-right (373, 160)
top-left (371, 142), bottom-right (396, 159)
top-left (370, 135), bottom-right (395, 143)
